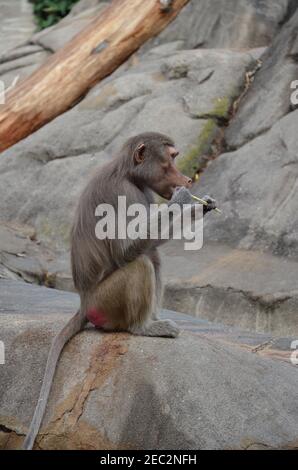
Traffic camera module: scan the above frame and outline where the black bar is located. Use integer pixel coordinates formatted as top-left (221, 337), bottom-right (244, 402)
top-left (0, 449), bottom-right (297, 466)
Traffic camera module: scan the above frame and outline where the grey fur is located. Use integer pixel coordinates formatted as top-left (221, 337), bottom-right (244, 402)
top-left (23, 132), bottom-right (215, 450)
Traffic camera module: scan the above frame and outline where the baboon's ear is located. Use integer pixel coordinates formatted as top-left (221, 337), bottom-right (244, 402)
top-left (134, 143), bottom-right (146, 164)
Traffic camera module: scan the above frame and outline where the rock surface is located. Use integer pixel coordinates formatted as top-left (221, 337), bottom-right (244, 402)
top-left (31, 1), bottom-right (109, 52)
top-left (0, 0), bottom-right (298, 340)
top-left (142, 0), bottom-right (298, 51)
top-left (2, 221), bottom-right (298, 336)
top-left (0, 44), bottom-right (49, 91)
top-left (161, 240), bottom-right (298, 336)
top-left (0, 2), bottom-right (45, 97)
top-left (0, 48), bottom-right (255, 247)
top-left (197, 109), bottom-right (298, 259)
top-left (0, 1), bottom-right (34, 56)
top-left (0, 280), bottom-right (297, 450)
top-left (226, 8), bottom-right (298, 149)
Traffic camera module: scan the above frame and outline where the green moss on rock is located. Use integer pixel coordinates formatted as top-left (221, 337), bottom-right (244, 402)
top-left (212, 96), bottom-right (230, 119)
top-left (195, 96), bottom-right (231, 120)
top-left (178, 120), bottom-right (218, 177)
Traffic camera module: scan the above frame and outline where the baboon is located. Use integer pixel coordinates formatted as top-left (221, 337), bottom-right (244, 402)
top-left (23, 132), bottom-right (216, 449)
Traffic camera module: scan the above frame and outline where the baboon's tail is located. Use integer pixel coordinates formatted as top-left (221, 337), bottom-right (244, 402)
top-left (23, 309), bottom-right (87, 450)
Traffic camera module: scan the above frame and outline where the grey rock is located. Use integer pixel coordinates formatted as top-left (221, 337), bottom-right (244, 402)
top-left (226, 8), bottom-right (298, 149)
top-left (1, 0), bottom-right (298, 346)
top-left (194, 109), bottom-right (298, 260)
top-left (0, 280), bottom-right (297, 450)
top-left (0, 1), bottom-right (35, 56)
top-left (0, 221), bottom-right (66, 286)
top-left (0, 6), bottom-right (44, 99)
top-left (31, 2), bottom-right (109, 52)
top-left (2, 221), bottom-right (298, 337)
top-left (0, 45), bottom-right (49, 89)
top-left (161, 240), bottom-right (298, 336)
top-left (141, 0), bottom-right (298, 52)
top-left (0, 1), bottom-right (108, 95)
top-left (0, 151), bottom-right (111, 248)
top-left (0, 48), bottom-right (254, 248)
top-left (144, 41), bottom-right (185, 57)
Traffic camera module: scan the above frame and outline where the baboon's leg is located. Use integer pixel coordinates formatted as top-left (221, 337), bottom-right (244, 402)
top-left (85, 255), bottom-right (179, 337)
top-left (129, 319), bottom-right (179, 338)
top-left (148, 249), bottom-right (163, 321)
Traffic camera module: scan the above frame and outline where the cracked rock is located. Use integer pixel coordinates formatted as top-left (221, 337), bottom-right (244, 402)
top-left (0, 49), bottom-right (254, 249)
top-left (0, 280), bottom-right (298, 450)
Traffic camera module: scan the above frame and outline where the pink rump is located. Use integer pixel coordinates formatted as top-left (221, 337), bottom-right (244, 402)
top-left (86, 308), bottom-right (107, 328)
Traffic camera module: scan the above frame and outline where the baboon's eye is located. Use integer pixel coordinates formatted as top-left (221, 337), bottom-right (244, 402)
top-left (165, 144), bottom-right (179, 159)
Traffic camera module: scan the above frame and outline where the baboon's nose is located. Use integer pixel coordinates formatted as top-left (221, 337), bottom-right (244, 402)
top-left (185, 177), bottom-right (192, 188)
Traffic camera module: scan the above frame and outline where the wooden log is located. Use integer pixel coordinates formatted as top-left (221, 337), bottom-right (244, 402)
top-left (0, 0), bottom-right (189, 153)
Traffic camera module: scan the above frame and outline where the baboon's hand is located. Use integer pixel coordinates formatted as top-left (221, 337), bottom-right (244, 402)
top-left (202, 195), bottom-right (217, 214)
top-left (169, 186), bottom-right (193, 206)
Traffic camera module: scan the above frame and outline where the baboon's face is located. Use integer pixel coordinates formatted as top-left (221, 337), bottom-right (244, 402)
top-left (134, 140), bottom-right (192, 200)
top-left (149, 144), bottom-right (192, 200)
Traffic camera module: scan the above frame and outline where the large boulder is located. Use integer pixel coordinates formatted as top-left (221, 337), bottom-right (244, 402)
top-left (2, 222), bottom-right (298, 337)
top-left (196, 109), bottom-right (298, 259)
top-left (226, 7), bottom-right (298, 149)
top-left (1, 0), bottom-right (298, 341)
top-left (161, 240), bottom-right (298, 336)
top-left (181, 9), bottom-right (298, 333)
top-left (0, 0), bottom-right (297, 256)
top-left (142, 0), bottom-right (298, 51)
top-left (0, 48), bottom-right (255, 249)
top-left (0, 280), bottom-right (297, 450)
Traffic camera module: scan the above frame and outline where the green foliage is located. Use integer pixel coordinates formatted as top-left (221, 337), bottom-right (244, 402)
top-left (30, 0), bottom-right (80, 30)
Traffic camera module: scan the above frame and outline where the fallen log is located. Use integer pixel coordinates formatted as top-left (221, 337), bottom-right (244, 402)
top-left (0, 0), bottom-right (189, 153)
